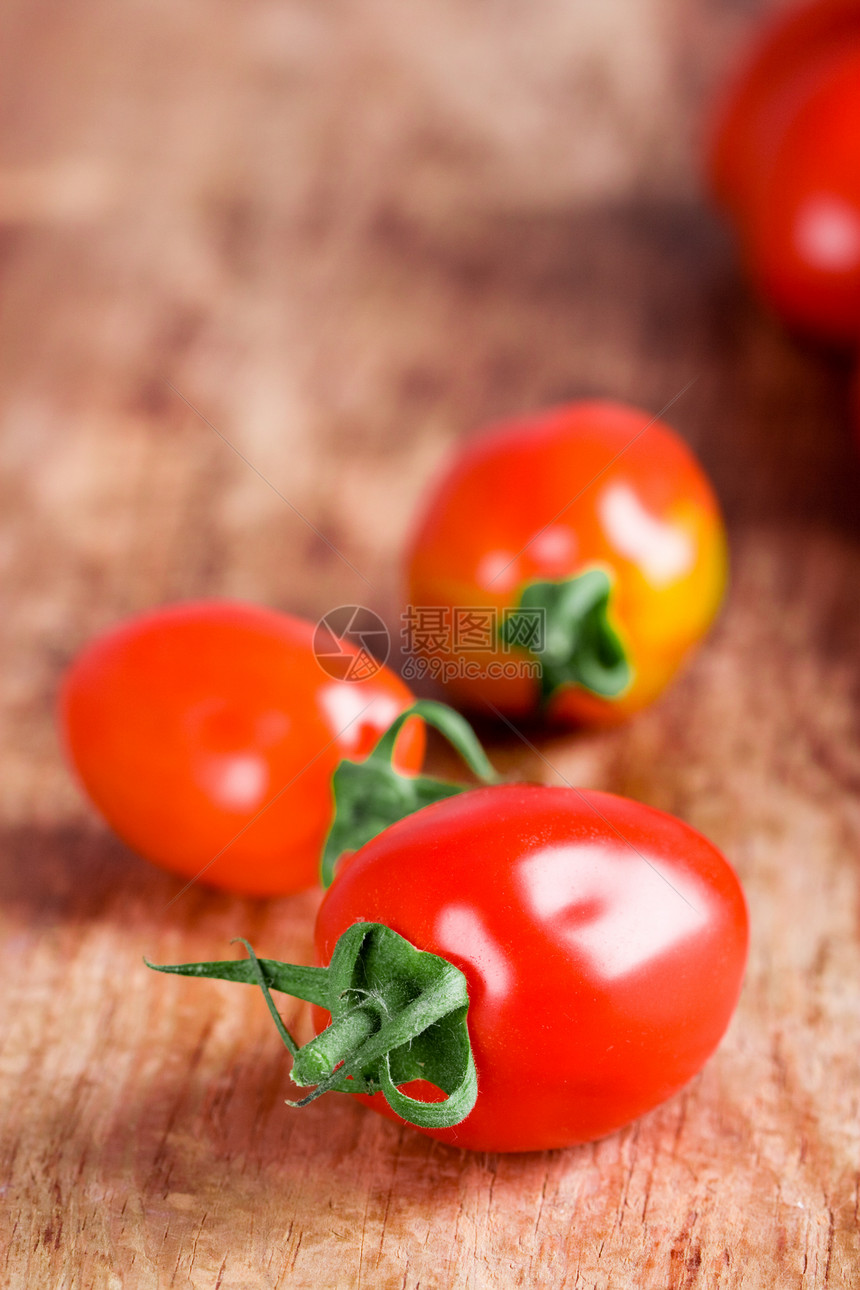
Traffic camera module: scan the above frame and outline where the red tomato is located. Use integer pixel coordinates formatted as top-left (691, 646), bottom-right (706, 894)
top-left (60, 601), bottom-right (423, 896)
top-left (708, 0), bottom-right (860, 218)
top-left (739, 47), bottom-right (860, 343)
top-left (406, 401), bottom-right (727, 726)
top-left (314, 784), bottom-right (749, 1152)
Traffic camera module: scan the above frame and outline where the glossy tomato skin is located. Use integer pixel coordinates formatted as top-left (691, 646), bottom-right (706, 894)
top-left (406, 401), bottom-right (727, 726)
top-left (708, 0), bottom-right (860, 218)
top-left (60, 601), bottom-right (423, 896)
top-left (315, 785), bottom-right (748, 1153)
top-left (739, 47), bottom-right (860, 343)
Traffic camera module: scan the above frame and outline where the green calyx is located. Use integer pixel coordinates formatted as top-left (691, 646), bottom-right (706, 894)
top-left (146, 922), bottom-right (477, 1130)
top-left (500, 567), bottom-right (632, 703)
top-left (320, 699), bottom-right (498, 887)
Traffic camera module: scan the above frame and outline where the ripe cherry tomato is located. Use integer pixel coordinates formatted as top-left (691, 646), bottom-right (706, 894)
top-left (405, 401), bottom-right (727, 726)
top-left (708, 0), bottom-right (860, 218)
top-left (739, 47), bottom-right (860, 343)
top-left (311, 784), bottom-right (749, 1152)
top-left (149, 713), bottom-right (748, 1151)
top-left (60, 601), bottom-right (423, 896)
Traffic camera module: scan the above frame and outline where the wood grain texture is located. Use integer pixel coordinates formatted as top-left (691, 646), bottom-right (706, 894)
top-left (2, 0), bottom-right (859, 1285)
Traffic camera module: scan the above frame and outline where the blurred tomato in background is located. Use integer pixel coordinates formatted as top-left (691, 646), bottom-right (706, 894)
top-left (407, 400), bottom-right (727, 726)
top-left (709, 0), bottom-right (860, 342)
top-left (60, 601), bottom-right (423, 896)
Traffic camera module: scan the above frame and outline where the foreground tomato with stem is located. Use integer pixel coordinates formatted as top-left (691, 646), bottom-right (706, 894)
top-left (150, 703), bottom-right (748, 1153)
top-left (405, 401), bottom-right (727, 727)
top-left (60, 601), bottom-right (423, 896)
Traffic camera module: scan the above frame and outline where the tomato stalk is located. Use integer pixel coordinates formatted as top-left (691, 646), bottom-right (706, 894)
top-left (501, 567), bottom-right (632, 702)
top-left (147, 922), bottom-right (478, 1130)
top-left (321, 699), bottom-right (499, 887)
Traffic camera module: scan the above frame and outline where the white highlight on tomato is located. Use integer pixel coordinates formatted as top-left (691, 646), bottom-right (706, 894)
top-left (793, 194), bottom-right (860, 272)
top-left (319, 682), bottom-right (401, 755)
top-left (529, 524), bottom-right (578, 570)
top-left (598, 482), bottom-right (694, 587)
top-left (475, 550), bottom-right (521, 593)
top-left (517, 842), bottom-right (707, 982)
top-left (435, 904), bottom-right (513, 1000)
top-left (208, 754), bottom-right (269, 810)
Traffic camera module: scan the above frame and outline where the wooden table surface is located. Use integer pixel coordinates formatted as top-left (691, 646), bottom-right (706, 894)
top-left (2, 0), bottom-right (860, 1285)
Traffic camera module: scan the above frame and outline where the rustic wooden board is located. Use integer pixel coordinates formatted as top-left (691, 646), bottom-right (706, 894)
top-left (2, 0), bottom-right (860, 1285)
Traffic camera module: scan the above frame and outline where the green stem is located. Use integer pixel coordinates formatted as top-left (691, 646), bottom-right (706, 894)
top-left (146, 922), bottom-right (478, 1131)
top-left (143, 951), bottom-right (330, 1007)
top-left (500, 566), bottom-right (632, 703)
top-left (369, 700), bottom-right (496, 780)
top-left (320, 700), bottom-right (499, 887)
top-left (292, 1007), bottom-right (377, 1085)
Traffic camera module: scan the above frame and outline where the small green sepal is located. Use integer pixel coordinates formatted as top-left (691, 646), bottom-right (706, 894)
top-left (321, 699), bottom-right (498, 887)
top-left (500, 567), bottom-right (632, 703)
top-left (146, 922), bottom-right (478, 1131)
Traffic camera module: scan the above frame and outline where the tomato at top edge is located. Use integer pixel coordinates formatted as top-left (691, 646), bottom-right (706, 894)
top-left (406, 401), bottom-right (727, 726)
top-left (738, 46), bottom-right (860, 344)
top-left (59, 601), bottom-right (424, 896)
top-left (707, 0), bottom-right (860, 219)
